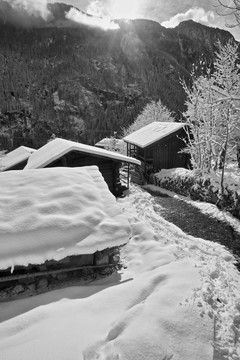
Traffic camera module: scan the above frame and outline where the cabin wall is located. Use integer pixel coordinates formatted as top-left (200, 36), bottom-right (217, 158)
top-left (131, 128), bottom-right (189, 174)
top-left (151, 128), bottom-right (188, 171)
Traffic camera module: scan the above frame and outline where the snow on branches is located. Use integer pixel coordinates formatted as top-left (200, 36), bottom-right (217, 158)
top-left (122, 100), bottom-right (174, 137)
top-left (182, 41), bottom-right (240, 194)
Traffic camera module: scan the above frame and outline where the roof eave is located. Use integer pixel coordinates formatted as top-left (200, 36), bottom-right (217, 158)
top-left (26, 146), bottom-right (141, 169)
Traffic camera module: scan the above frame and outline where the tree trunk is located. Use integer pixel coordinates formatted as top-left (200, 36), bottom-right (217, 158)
top-left (220, 138), bottom-right (228, 197)
top-left (219, 147), bottom-right (226, 170)
top-left (237, 145), bottom-right (240, 168)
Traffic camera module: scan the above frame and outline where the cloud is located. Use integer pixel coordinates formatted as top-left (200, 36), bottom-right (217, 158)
top-left (86, 0), bottom-right (109, 17)
top-left (86, 0), bottom-right (147, 20)
top-left (161, 6), bottom-right (216, 28)
top-left (9, 0), bottom-right (51, 20)
top-left (0, 0), bottom-right (52, 27)
top-left (65, 7), bottom-right (119, 30)
top-left (0, 0), bottom-right (119, 30)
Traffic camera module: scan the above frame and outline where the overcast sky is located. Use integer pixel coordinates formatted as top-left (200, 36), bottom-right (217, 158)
top-left (48, 0), bottom-right (240, 40)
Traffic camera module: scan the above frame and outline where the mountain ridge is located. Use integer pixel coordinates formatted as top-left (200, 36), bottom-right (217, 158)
top-left (0, 2), bottom-right (237, 150)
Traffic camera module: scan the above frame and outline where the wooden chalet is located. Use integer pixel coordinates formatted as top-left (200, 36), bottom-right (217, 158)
top-left (123, 122), bottom-right (189, 180)
top-left (24, 138), bottom-right (140, 196)
top-left (0, 146), bottom-right (36, 171)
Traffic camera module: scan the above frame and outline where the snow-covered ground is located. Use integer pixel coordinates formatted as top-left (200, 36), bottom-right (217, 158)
top-left (0, 184), bottom-right (240, 360)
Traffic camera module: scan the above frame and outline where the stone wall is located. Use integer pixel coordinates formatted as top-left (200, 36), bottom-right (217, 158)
top-left (153, 171), bottom-right (240, 220)
top-left (0, 247), bottom-right (122, 301)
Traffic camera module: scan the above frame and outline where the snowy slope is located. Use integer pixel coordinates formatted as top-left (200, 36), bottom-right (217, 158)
top-left (0, 166), bottom-right (131, 270)
top-left (0, 185), bottom-right (239, 360)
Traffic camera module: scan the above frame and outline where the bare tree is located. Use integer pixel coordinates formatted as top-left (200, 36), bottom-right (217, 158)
top-left (182, 72), bottom-right (219, 172)
top-left (182, 41), bottom-right (240, 195)
top-left (217, 0), bottom-right (240, 27)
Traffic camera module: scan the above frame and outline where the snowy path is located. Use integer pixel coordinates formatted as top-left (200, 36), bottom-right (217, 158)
top-left (119, 186), bottom-right (240, 359)
top-left (0, 185), bottom-right (240, 359)
top-left (144, 186), bottom-right (240, 265)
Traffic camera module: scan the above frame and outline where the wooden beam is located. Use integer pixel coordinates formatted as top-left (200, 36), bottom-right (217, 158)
top-left (0, 263), bottom-right (116, 283)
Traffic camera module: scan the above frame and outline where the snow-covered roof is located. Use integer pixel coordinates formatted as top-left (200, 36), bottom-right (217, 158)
top-left (0, 146), bottom-right (36, 171)
top-left (25, 138), bottom-right (140, 169)
top-left (123, 122), bottom-right (187, 148)
top-left (0, 166), bottom-right (131, 270)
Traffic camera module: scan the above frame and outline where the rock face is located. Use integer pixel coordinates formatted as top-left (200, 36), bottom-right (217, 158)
top-left (0, 2), bottom-right (236, 149)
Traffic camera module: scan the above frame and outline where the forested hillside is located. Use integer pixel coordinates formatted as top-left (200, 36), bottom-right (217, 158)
top-left (0, 2), bottom-right (236, 149)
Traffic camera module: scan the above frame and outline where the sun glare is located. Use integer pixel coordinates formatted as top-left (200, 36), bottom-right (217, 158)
top-left (108, 0), bottom-right (141, 19)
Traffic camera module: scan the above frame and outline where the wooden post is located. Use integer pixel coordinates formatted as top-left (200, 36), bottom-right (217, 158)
top-left (144, 149), bottom-right (147, 176)
top-left (61, 155), bottom-right (67, 167)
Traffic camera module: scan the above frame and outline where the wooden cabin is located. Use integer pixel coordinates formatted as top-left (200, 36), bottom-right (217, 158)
top-left (0, 166), bottom-right (131, 299)
top-left (123, 122), bottom-right (189, 179)
top-left (24, 138), bottom-right (140, 197)
top-left (0, 146), bottom-right (36, 171)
